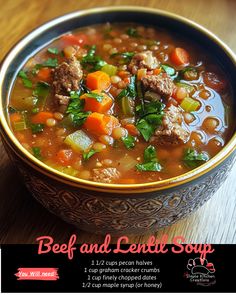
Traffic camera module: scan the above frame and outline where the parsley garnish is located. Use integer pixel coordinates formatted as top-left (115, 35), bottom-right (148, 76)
top-left (136, 101), bottom-right (165, 141)
top-left (66, 91), bottom-right (91, 126)
top-left (85, 92), bottom-right (104, 102)
top-left (32, 147), bottom-right (42, 159)
top-left (136, 145), bottom-right (162, 172)
top-left (31, 123), bottom-right (44, 134)
top-left (82, 149), bottom-right (98, 161)
top-left (161, 64), bottom-right (176, 76)
top-left (47, 47), bottom-right (59, 55)
top-left (32, 58), bottom-right (58, 74)
top-left (183, 148), bottom-right (209, 168)
top-left (18, 70), bottom-right (32, 88)
top-left (126, 28), bottom-right (140, 37)
top-left (81, 45), bottom-right (106, 71)
top-left (117, 75), bottom-right (136, 100)
top-left (111, 51), bottom-right (135, 63)
top-left (121, 135), bottom-right (136, 149)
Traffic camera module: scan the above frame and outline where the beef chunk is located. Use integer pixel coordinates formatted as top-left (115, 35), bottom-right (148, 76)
top-left (92, 168), bottom-right (121, 183)
top-left (142, 73), bottom-right (175, 99)
top-left (153, 105), bottom-right (189, 145)
top-left (128, 51), bottom-right (159, 74)
top-left (53, 56), bottom-right (83, 109)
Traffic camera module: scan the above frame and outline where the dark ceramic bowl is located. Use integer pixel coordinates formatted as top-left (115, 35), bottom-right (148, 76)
top-left (1, 7), bottom-right (236, 235)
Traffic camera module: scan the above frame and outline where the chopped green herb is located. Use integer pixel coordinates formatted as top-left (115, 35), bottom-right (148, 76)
top-left (178, 66), bottom-right (198, 81)
top-left (126, 27), bottom-right (140, 37)
top-left (32, 58), bottom-right (58, 74)
top-left (117, 75), bottom-right (136, 100)
top-left (136, 145), bottom-right (162, 172)
top-left (33, 82), bottom-right (50, 97)
top-left (8, 106), bottom-right (17, 113)
top-left (32, 147), bottom-right (42, 160)
top-left (31, 107), bottom-right (40, 114)
top-left (136, 101), bottom-right (165, 141)
top-left (111, 51), bottom-right (135, 63)
top-left (183, 148), bottom-right (209, 168)
top-left (82, 149), bottom-right (98, 161)
top-left (121, 135), bottom-right (136, 149)
top-left (66, 91), bottom-right (90, 126)
top-left (31, 123), bottom-right (44, 134)
top-left (47, 47), bottom-right (59, 55)
top-left (161, 64), bottom-right (176, 76)
top-left (18, 70), bottom-right (32, 88)
top-left (81, 45), bottom-right (106, 71)
top-left (85, 92), bottom-right (104, 102)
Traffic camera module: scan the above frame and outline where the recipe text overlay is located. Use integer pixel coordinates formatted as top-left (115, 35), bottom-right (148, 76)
top-left (36, 234), bottom-right (214, 261)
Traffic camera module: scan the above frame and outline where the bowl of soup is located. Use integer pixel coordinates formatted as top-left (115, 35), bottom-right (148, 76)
top-left (0, 6), bottom-right (236, 234)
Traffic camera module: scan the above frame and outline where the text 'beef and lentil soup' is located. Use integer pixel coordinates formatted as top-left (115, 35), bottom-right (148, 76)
top-left (8, 23), bottom-right (234, 184)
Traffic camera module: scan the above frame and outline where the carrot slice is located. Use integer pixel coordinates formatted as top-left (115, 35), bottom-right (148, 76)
top-left (10, 113), bottom-right (22, 123)
top-left (31, 112), bottom-right (54, 124)
top-left (80, 90), bottom-right (113, 113)
top-left (86, 71), bottom-right (111, 90)
top-left (153, 68), bottom-right (162, 75)
top-left (125, 124), bottom-right (140, 136)
top-left (83, 112), bottom-right (120, 135)
top-left (55, 149), bottom-right (73, 166)
top-left (37, 68), bottom-right (52, 82)
top-left (170, 47), bottom-right (189, 66)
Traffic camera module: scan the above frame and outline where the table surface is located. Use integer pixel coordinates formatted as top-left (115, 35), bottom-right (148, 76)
top-left (0, 0), bottom-right (235, 244)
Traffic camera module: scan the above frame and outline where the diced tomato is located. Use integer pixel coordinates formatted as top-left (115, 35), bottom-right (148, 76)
top-left (61, 33), bottom-right (88, 46)
top-left (55, 149), bottom-right (73, 165)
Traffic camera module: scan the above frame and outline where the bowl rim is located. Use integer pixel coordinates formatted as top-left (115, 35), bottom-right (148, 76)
top-left (0, 5), bottom-right (236, 193)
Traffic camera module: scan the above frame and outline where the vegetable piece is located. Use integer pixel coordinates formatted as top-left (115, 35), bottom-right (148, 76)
top-left (46, 160), bottom-right (79, 176)
top-left (180, 97), bottom-right (200, 112)
top-left (126, 27), bottom-right (140, 37)
top-left (61, 33), bottom-right (88, 46)
top-left (161, 64), bottom-right (175, 76)
top-left (170, 48), bottom-right (189, 66)
top-left (175, 82), bottom-right (194, 93)
top-left (80, 91), bottom-right (113, 113)
top-left (47, 47), bottom-right (59, 55)
top-left (10, 112), bottom-right (22, 123)
top-left (31, 123), bottom-right (44, 134)
top-left (37, 68), bottom-right (52, 82)
top-left (31, 111), bottom-right (53, 124)
top-left (83, 112), bottom-right (120, 135)
top-left (120, 96), bottom-right (134, 116)
top-left (117, 76), bottom-right (136, 100)
top-left (136, 101), bottom-right (165, 141)
top-left (125, 124), bottom-right (140, 136)
top-left (82, 149), bottom-right (98, 161)
top-left (86, 71), bottom-right (111, 90)
top-left (32, 147), bottom-right (42, 160)
top-left (18, 70), bottom-right (32, 88)
top-left (81, 45), bottom-right (106, 71)
top-left (55, 149), bottom-right (73, 165)
top-left (33, 82), bottom-right (50, 110)
top-left (153, 68), bottom-right (162, 75)
top-left (179, 66), bottom-right (198, 81)
top-left (111, 52), bottom-right (135, 63)
top-left (66, 91), bottom-right (91, 127)
top-left (32, 59), bottom-right (58, 74)
top-left (118, 155), bottom-right (138, 172)
top-left (12, 96), bottom-right (38, 111)
top-left (121, 135), bottom-right (135, 149)
top-left (136, 145), bottom-right (162, 172)
top-left (183, 148), bottom-right (209, 168)
top-left (137, 69), bottom-right (147, 80)
top-left (13, 121), bottom-right (27, 131)
top-left (144, 91), bottom-right (161, 101)
top-left (101, 64), bottom-right (117, 76)
top-left (64, 130), bottom-right (93, 152)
